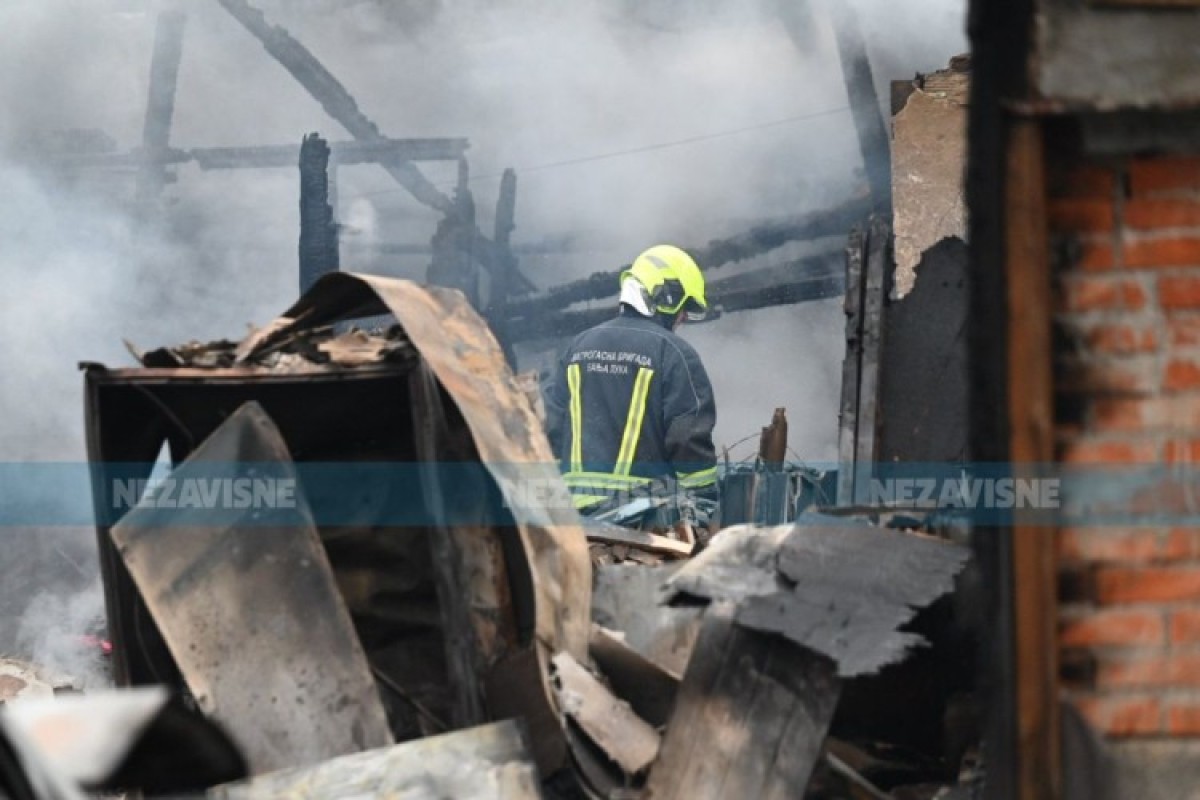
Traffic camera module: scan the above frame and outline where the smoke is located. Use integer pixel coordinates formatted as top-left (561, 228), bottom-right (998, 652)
top-left (12, 579), bottom-right (109, 689)
top-left (0, 0), bottom-right (966, 657)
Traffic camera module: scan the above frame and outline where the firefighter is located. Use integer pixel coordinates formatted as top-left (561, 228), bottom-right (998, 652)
top-left (545, 244), bottom-right (717, 511)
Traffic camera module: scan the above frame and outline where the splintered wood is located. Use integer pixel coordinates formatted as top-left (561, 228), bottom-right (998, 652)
top-left (645, 605), bottom-right (841, 800)
top-left (551, 652), bottom-right (661, 777)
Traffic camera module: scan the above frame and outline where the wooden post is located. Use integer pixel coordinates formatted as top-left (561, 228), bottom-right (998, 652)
top-left (1005, 118), bottom-right (1061, 800)
top-left (825, 0), bottom-right (893, 214)
top-left (298, 133), bottom-right (339, 294)
top-left (489, 169), bottom-right (519, 366)
top-left (137, 7), bottom-right (187, 207)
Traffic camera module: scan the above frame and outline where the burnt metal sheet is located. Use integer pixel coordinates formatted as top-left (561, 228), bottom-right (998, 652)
top-left (211, 720), bottom-right (542, 800)
top-left (236, 272), bottom-right (592, 664)
top-left (110, 402), bottom-right (393, 773)
top-left (645, 605), bottom-right (841, 800)
top-left (663, 519), bottom-right (969, 677)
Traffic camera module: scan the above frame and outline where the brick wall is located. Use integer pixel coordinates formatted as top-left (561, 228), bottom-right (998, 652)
top-left (1051, 153), bottom-right (1200, 737)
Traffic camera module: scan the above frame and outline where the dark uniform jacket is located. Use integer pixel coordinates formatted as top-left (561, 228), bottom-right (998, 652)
top-left (545, 310), bottom-right (717, 508)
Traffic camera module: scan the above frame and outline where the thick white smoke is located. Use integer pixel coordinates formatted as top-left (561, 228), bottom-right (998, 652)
top-left (0, 0), bottom-right (967, 657)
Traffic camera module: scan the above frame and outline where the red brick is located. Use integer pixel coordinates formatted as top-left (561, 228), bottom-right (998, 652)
top-left (1124, 237), bottom-right (1200, 269)
top-left (1061, 608), bottom-right (1165, 647)
top-left (1167, 702), bottom-right (1200, 736)
top-left (1167, 528), bottom-right (1200, 559)
top-left (1051, 199), bottom-right (1116, 233)
top-left (1073, 694), bottom-right (1161, 735)
top-left (1052, 164), bottom-right (1118, 199)
top-left (1078, 240), bottom-right (1117, 272)
top-left (1060, 528), bottom-right (1191, 564)
top-left (1169, 314), bottom-right (1200, 347)
top-left (1084, 323), bottom-right (1159, 355)
top-left (1090, 396), bottom-right (1200, 432)
top-left (1061, 438), bottom-right (1160, 464)
top-left (1126, 198), bottom-right (1200, 230)
top-left (1098, 653), bottom-right (1200, 688)
top-left (1059, 276), bottom-right (1148, 312)
top-left (1165, 356), bottom-right (1200, 391)
top-left (1097, 567), bottom-right (1200, 604)
top-left (1161, 275), bottom-right (1200, 310)
top-left (1170, 607), bottom-right (1200, 643)
top-left (1059, 357), bottom-right (1159, 395)
top-left (1131, 156), bottom-right (1200, 196)
top-left (1165, 438), bottom-right (1200, 463)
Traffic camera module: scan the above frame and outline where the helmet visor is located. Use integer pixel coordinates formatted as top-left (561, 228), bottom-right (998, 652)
top-left (681, 296), bottom-right (708, 322)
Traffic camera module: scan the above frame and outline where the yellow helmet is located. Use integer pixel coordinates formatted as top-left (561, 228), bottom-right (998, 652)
top-left (620, 244), bottom-right (708, 316)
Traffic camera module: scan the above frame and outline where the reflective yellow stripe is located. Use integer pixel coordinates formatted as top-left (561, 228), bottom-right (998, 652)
top-left (572, 494), bottom-right (609, 510)
top-left (567, 363), bottom-right (583, 473)
top-left (615, 367), bottom-right (654, 476)
top-left (563, 471), bottom-right (653, 489)
top-left (677, 466), bottom-right (718, 489)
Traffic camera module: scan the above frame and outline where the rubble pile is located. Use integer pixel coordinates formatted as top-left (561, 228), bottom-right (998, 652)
top-left (126, 324), bottom-right (417, 372)
top-left (0, 274), bottom-right (985, 798)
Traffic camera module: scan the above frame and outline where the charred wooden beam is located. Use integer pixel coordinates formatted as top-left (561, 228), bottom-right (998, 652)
top-left (345, 239), bottom-right (573, 256)
top-left (195, 138), bottom-right (470, 169)
top-left (504, 252), bottom-right (844, 343)
top-left (51, 138), bottom-right (470, 173)
top-left (852, 215), bottom-right (889, 502)
top-left (488, 169), bottom-right (519, 364)
top-left (215, 0), bottom-right (453, 214)
top-left (503, 198), bottom-right (867, 321)
top-left (137, 8), bottom-right (188, 205)
top-left (837, 226), bottom-right (866, 506)
top-left (759, 408), bottom-right (788, 470)
top-left (824, 1), bottom-right (892, 214)
top-left (298, 133), bottom-right (339, 294)
top-left (214, 0), bottom-right (538, 296)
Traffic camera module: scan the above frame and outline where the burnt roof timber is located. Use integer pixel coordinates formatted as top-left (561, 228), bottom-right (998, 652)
top-left (214, 0), bottom-right (454, 214)
top-left (47, 139), bottom-right (471, 173)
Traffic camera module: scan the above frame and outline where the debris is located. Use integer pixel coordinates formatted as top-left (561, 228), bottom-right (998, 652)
top-left (591, 564), bottom-right (703, 677)
top-left (825, 750), bottom-right (893, 800)
top-left (585, 520), bottom-right (695, 560)
top-left (131, 325), bottom-right (417, 371)
top-left (3, 687), bottom-right (246, 794)
top-left (0, 659), bottom-right (68, 704)
top-left (211, 720), bottom-right (541, 800)
top-left (88, 274), bottom-right (591, 783)
top-left (645, 604), bottom-right (841, 800)
top-left (551, 652), bottom-right (661, 777)
top-left (110, 403), bottom-right (393, 773)
top-left (588, 626), bottom-right (679, 728)
top-left (759, 407), bottom-right (788, 470)
top-left (662, 518), bottom-right (970, 677)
